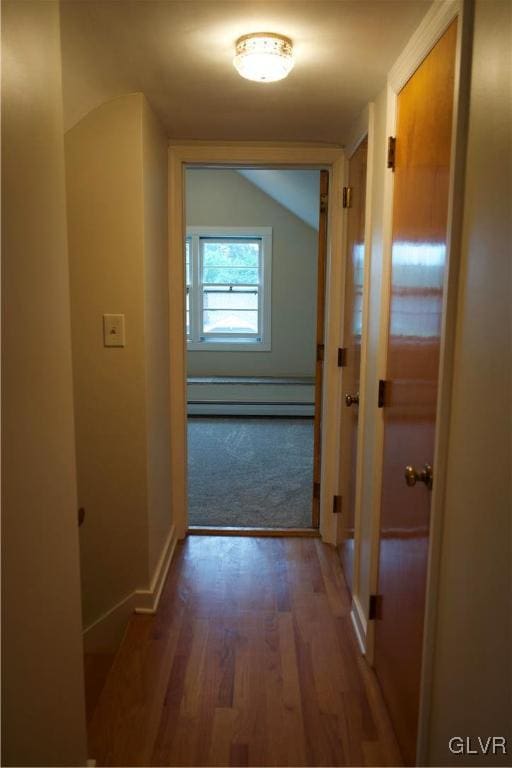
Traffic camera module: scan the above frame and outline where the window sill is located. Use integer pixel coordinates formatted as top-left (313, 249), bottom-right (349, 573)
top-left (187, 340), bottom-right (271, 352)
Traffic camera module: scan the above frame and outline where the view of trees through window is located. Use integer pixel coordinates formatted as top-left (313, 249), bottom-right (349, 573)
top-left (202, 240), bottom-right (260, 335)
top-left (186, 236), bottom-right (264, 339)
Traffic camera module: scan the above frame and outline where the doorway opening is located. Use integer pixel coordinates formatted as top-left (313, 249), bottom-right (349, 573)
top-left (167, 144), bottom-right (344, 542)
top-left (184, 167), bottom-right (322, 531)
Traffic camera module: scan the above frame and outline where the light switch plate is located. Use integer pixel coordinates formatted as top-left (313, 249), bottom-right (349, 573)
top-left (103, 314), bottom-right (125, 347)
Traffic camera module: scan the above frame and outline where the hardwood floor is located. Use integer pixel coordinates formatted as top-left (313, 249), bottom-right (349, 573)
top-left (84, 652), bottom-right (115, 725)
top-left (88, 536), bottom-right (402, 766)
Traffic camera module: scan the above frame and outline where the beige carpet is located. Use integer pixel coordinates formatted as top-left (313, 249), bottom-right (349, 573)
top-left (187, 417), bottom-right (314, 528)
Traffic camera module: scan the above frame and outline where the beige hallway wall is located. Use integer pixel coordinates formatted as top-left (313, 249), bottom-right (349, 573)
top-left (1, 1), bottom-right (88, 764)
top-left (66, 93), bottom-right (149, 629)
top-left (65, 92), bottom-right (171, 644)
top-left (426, 1), bottom-right (512, 762)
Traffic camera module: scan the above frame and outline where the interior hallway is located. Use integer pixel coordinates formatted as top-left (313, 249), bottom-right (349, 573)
top-left (87, 536), bottom-right (402, 766)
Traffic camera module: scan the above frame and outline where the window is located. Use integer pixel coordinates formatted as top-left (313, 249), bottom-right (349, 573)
top-left (186, 226), bottom-right (272, 350)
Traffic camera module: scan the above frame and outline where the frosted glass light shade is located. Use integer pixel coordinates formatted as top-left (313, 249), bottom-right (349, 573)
top-left (233, 33), bottom-right (294, 83)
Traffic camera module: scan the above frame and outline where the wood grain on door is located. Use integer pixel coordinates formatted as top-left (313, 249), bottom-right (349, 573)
top-left (374, 19), bottom-right (458, 766)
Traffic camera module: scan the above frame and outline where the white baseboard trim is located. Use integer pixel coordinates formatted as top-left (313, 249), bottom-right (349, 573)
top-left (350, 594), bottom-right (368, 655)
top-left (82, 590), bottom-right (136, 654)
top-left (188, 402), bottom-right (314, 416)
top-left (135, 525), bottom-right (177, 614)
top-left (82, 525), bottom-right (178, 652)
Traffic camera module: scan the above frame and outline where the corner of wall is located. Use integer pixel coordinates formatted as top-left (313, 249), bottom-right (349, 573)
top-left (141, 97), bottom-right (172, 579)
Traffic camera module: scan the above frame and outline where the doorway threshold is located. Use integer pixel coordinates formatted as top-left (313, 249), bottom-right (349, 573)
top-left (188, 525), bottom-right (320, 538)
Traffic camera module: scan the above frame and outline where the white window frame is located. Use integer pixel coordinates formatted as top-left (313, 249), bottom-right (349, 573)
top-left (186, 226), bottom-right (272, 351)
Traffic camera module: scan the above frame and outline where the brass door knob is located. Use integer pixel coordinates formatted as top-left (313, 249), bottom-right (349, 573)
top-left (345, 392), bottom-right (359, 407)
top-left (404, 463), bottom-right (433, 490)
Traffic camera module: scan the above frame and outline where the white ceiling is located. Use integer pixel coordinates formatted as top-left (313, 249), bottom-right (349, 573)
top-left (60, 0), bottom-right (432, 144)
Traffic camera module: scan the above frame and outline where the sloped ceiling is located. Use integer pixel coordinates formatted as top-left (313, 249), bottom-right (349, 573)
top-left (238, 170), bottom-right (320, 229)
top-left (59, 0), bottom-right (431, 144)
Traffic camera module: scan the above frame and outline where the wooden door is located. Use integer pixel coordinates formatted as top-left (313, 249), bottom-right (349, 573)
top-left (312, 170), bottom-right (329, 527)
top-left (374, 20), bottom-right (457, 765)
top-left (339, 138), bottom-right (368, 592)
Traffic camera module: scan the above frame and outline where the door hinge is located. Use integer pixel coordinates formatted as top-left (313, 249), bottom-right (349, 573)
top-left (387, 136), bottom-right (396, 171)
top-left (332, 495), bottom-right (342, 514)
top-left (320, 192), bottom-right (329, 213)
top-left (369, 593), bottom-right (383, 620)
top-left (342, 186), bottom-right (352, 209)
top-left (78, 507), bottom-right (85, 527)
top-left (337, 347), bottom-right (347, 367)
top-left (378, 379), bottom-right (387, 408)
top-left (316, 343), bottom-right (325, 362)
top-left (313, 482), bottom-right (321, 500)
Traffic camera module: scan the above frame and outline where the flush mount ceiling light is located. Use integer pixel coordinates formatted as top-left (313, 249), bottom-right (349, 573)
top-left (233, 32), bottom-right (294, 83)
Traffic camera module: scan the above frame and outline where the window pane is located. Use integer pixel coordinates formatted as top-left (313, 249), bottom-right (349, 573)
top-left (185, 240), bottom-right (191, 337)
top-left (185, 239), bottom-right (191, 285)
top-left (202, 240), bottom-right (259, 269)
top-left (202, 267), bottom-right (259, 285)
top-left (203, 309), bottom-right (258, 334)
top-left (203, 286), bottom-right (258, 310)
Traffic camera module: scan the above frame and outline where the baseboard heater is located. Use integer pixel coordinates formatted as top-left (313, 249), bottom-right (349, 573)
top-left (187, 400), bottom-right (314, 417)
top-left (187, 376), bottom-right (315, 416)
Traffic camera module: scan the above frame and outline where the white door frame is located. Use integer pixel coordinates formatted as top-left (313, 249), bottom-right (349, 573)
top-left (339, 105), bottom-right (376, 653)
top-left (167, 144), bottom-right (345, 543)
top-left (362, 1), bottom-right (473, 764)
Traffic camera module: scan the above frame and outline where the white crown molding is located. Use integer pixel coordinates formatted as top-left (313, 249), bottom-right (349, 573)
top-left (388, 0), bottom-right (461, 93)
